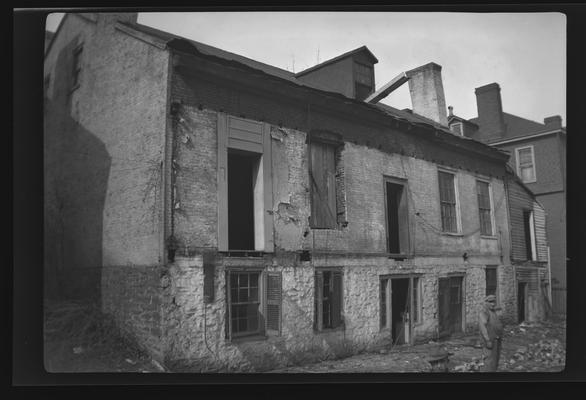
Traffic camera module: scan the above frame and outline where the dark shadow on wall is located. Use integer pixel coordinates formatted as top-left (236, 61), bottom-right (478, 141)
top-left (44, 38), bottom-right (111, 306)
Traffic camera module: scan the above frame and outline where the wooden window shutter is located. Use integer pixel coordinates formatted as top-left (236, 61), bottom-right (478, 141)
top-left (265, 272), bottom-right (282, 335)
top-left (225, 270), bottom-right (232, 340)
top-left (310, 142), bottom-right (337, 229)
top-left (217, 113), bottom-right (229, 251)
top-left (331, 272), bottom-right (343, 328)
top-left (314, 271), bottom-right (324, 331)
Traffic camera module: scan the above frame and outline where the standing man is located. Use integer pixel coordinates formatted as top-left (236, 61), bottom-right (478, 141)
top-left (479, 294), bottom-right (504, 372)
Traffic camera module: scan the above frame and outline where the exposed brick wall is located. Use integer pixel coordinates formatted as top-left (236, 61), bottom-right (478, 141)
top-left (500, 135), bottom-right (564, 196)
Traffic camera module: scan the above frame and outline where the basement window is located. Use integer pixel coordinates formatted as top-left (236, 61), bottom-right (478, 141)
top-left (438, 170), bottom-right (460, 233)
top-left (485, 266), bottom-right (498, 298)
top-left (225, 270), bottom-right (282, 340)
top-left (385, 177), bottom-right (410, 255)
top-left (476, 180), bottom-right (494, 236)
top-left (314, 269), bottom-right (343, 331)
top-left (309, 137), bottom-right (345, 229)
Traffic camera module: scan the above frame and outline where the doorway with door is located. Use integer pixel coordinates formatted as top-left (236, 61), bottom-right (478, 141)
top-left (438, 276), bottom-right (464, 338)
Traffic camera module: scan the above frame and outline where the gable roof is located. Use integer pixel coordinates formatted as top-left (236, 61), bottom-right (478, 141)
top-left (468, 112), bottom-right (563, 142)
top-left (295, 45), bottom-right (378, 77)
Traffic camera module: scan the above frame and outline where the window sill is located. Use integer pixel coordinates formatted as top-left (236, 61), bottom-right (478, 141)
top-left (480, 235), bottom-right (498, 240)
top-left (229, 334), bottom-right (267, 343)
top-left (441, 232), bottom-right (463, 237)
top-left (314, 326), bottom-right (345, 334)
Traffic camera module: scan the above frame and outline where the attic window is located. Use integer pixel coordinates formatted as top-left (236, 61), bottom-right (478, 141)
top-left (450, 122), bottom-right (463, 136)
top-left (355, 62), bottom-right (373, 100)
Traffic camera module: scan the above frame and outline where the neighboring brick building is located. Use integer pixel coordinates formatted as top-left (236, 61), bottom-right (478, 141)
top-left (45, 13), bottom-right (516, 371)
top-left (448, 83), bottom-right (566, 315)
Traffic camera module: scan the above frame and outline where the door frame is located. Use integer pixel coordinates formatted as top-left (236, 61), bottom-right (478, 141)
top-left (437, 274), bottom-right (466, 338)
top-left (380, 273), bottom-right (420, 345)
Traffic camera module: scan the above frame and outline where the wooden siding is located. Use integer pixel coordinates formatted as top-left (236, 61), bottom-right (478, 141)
top-left (507, 176), bottom-right (547, 261)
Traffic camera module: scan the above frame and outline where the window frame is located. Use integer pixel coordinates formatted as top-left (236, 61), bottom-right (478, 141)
top-left (485, 265), bottom-right (499, 302)
top-left (450, 122), bottom-right (463, 136)
top-left (314, 268), bottom-right (344, 332)
top-left (515, 145), bottom-right (537, 183)
top-left (383, 176), bottom-right (411, 257)
top-left (523, 209), bottom-right (538, 261)
top-left (226, 269), bottom-right (264, 340)
top-left (476, 179), bottom-right (495, 237)
top-left (437, 168), bottom-right (462, 234)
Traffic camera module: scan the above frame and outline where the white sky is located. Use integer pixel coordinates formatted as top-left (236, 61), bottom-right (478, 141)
top-left (46, 12), bottom-right (566, 124)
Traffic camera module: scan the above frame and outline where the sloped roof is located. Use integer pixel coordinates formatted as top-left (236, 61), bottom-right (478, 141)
top-left (468, 112), bottom-right (564, 142)
top-left (111, 20), bottom-right (507, 161)
top-left (295, 45), bottom-right (378, 77)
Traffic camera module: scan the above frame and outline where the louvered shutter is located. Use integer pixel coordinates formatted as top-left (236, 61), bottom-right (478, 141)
top-left (265, 272), bottom-right (282, 335)
top-left (314, 272), bottom-right (323, 331)
top-left (331, 272), bottom-right (343, 328)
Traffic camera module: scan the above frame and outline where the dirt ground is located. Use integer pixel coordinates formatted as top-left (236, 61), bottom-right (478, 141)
top-left (270, 318), bottom-right (566, 373)
top-left (44, 299), bottom-right (565, 373)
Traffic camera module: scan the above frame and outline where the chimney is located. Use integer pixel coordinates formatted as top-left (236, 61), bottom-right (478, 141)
top-left (544, 115), bottom-right (562, 130)
top-left (405, 62), bottom-right (448, 126)
top-left (475, 83), bottom-right (506, 138)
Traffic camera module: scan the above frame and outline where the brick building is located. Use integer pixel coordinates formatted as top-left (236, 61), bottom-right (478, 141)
top-left (45, 13), bottom-right (517, 371)
top-left (448, 83), bottom-right (565, 315)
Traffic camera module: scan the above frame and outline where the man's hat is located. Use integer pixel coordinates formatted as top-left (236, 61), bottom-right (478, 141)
top-left (485, 295), bottom-right (496, 302)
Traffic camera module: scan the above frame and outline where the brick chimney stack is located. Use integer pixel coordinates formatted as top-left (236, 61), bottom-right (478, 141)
top-left (544, 115), bottom-right (562, 130)
top-left (405, 63), bottom-right (448, 126)
top-left (475, 83), bottom-right (506, 139)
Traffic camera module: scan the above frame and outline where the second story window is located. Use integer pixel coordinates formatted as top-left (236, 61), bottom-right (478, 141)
top-left (516, 146), bottom-right (536, 183)
top-left (476, 180), bottom-right (493, 236)
top-left (438, 170), bottom-right (459, 233)
top-left (72, 43), bottom-right (83, 89)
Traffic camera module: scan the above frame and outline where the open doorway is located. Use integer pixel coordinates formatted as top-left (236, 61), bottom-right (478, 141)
top-left (227, 151), bottom-right (260, 251)
top-left (391, 278), bottom-right (410, 344)
top-left (380, 275), bottom-right (420, 345)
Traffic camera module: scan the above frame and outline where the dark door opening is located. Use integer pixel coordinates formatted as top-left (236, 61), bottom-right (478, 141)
top-left (438, 276), bottom-right (463, 338)
top-left (518, 282), bottom-right (527, 323)
top-left (391, 278), bottom-right (410, 344)
top-left (386, 182), bottom-right (402, 254)
top-left (228, 151), bottom-right (258, 250)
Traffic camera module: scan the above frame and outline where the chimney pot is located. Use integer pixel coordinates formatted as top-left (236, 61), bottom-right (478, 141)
top-left (405, 62), bottom-right (448, 126)
top-left (544, 115), bottom-right (562, 129)
top-left (448, 106), bottom-right (453, 117)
